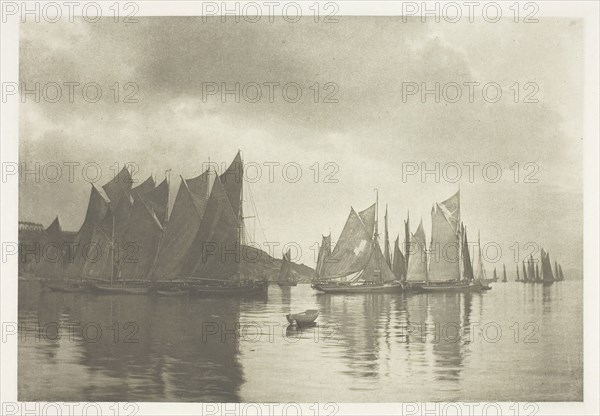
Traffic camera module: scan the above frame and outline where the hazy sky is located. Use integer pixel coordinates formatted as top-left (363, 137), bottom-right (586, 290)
top-left (19, 17), bottom-right (583, 273)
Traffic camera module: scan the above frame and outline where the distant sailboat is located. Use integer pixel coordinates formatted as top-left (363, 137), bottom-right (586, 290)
top-left (527, 255), bottom-right (536, 284)
top-left (516, 265), bottom-right (520, 282)
top-left (540, 248), bottom-right (555, 285)
top-left (502, 264), bottom-right (507, 282)
top-left (522, 260), bottom-right (528, 282)
top-left (311, 193), bottom-right (402, 294)
top-left (405, 219), bottom-right (428, 288)
top-left (535, 263), bottom-right (540, 282)
top-left (278, 249), bottom-right (297, 287)
top-left (559, 264), bottom-right (565, 281)
top-left (492, 267), bottom-right (498, 282)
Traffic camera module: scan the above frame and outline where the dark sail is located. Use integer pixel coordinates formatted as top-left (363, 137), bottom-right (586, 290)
top-left (132, 175), bottom-right (156, 197)
top-left (361, 239), bottom-right (397, 283)
top-left (522, 260), bottom-right (528, 282)
top-left (315, 234), bottom-right (331, 279)
top-left (186, 174), bottom-right (241, 280)
top-left (535, 263), bottom-right (540, 281)
top-left (102, 165), bottom-right (133, 207)
top-left (151, 171), bottom-right (211, 280)
top-left (119, 194), bottom-right (163, 280)
top-left (559, 264), bottom-right (565, 280)
top-left (144, 178), bottom-right (169, 226)
top-left (516, 265), bottom-right (520, 281)
top-left (220, 151), bottom-right (243, 219)
top-left (383, 205), bottom-right (391, 267)
top-left (461, 227), bottom-right (474, 281)
top-left (404, 212), bottom-right (410, 279)
top-left (541, 249), bottom-right (555, 283)
top-left (502, 264), bottom-right (507, 282)
top-left (64, 185), bottom-right (110, 278)
top-left (35, 216), bottom-right (65, 279)
top-left (278, 249), bottom-right (293, 283)
top-left (83, 210), bottom-right (114, 280)
top-left (527, 255), bottom-right (535, 282)
top-left (392, 236), bottom-right (406, 280)
top-left (493, 268), bottom-right (497, 281)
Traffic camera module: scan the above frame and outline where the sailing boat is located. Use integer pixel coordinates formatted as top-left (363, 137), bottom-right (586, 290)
top-left (527, 254), bottom-right (536, 284)
top-left (492, 267), bottom-right (498, 282)
top-left (475, 231), bottom-right (492, 289)
top-left (278, 249), bottom-right (297, 287)
top-left (559, 264), bottom-right (566, 281)
top-left (179, 151), bottom-right (268, 296)
top-left (540, 248), bottom-right (555, 285)
top-left (502, 264), bottom-right (507, 282)
top-left (535, 262), bottom-right (540, 282)
top-left (522, 260), bottom-right (528, 282)
top-left (417, 191), bottom-right (484, 292)
top-left (405, 219), bottom-right (428, 290)
top-left (311, 193), bottom-right (402, 294)
top-left (516, 265), bottom-right (520, 282)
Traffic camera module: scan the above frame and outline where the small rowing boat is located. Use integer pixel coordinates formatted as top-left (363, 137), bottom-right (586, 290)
top-left (286, 309), bottom-right (319, 327)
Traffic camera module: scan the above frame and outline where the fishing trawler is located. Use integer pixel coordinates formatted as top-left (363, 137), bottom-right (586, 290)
top-left (277, 249), bottom-right (298, 287)
top-left (415, 191), bottom-right (487, 293)
top-left (311, 193), bottom-right (403, 294)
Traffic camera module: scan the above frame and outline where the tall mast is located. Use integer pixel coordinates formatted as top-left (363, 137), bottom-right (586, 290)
top-left (110, 214), bottom-right (115, 285)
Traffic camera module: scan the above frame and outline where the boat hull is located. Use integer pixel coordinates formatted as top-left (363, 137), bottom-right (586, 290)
top-left (156, 290), bottom-right (189, 297)
top-left (189, 282), bottom-right (268, 297)
top-left (277, 282), bottom-right (297, 287)
top-left (43, 281), bottom-right (90, 293)
top-left (415, 281), bottom-right (486, 293)
top-left (90, 284), bottom-right (151, 295)
top-left (312, 282), bottom-right (403, 294)
top-left (286, 310), bottom-right (319, 326)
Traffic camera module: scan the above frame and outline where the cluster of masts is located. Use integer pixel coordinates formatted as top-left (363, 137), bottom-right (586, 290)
top-left (311, 189), bottom-right (565, 292)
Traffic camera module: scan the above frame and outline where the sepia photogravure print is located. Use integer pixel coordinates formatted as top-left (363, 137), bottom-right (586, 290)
top-left (1, 1), bottom-right (599, 415)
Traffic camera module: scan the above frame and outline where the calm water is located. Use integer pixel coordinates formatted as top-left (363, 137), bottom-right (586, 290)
top-left (18, 280), bottom-right (582, 402)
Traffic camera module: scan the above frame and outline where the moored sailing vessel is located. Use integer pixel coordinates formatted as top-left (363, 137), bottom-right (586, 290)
top-left (277, 249), bottom-right (298, 287)
top-left (416, 191), bottom-right (486, 293)
top-left (311, 193), bottom-right (402, 294)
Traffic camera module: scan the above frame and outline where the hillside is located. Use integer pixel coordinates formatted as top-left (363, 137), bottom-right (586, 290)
top-left (240, 245), bottom-right (315, 283)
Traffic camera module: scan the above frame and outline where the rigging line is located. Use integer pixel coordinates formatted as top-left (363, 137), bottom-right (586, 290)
top-left (247, 180), bottom-right (268, 244)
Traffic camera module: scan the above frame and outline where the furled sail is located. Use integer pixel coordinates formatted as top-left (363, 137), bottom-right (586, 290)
top-left (119, 194), bottom-right (163, 280)
top-left (318, 207), bottom-right (375, 280)
top-left (151, 171), bottom-right (211, 280)
top-left (428, 204), bottom-right (460, 282)
top-left (185, 174), bottom-right (241, 280)
top-left (406, 219), bottom-right (428, 282)
top-left (102, 165), bottom-right (133, 207)
top-left (315, 234), bottom-right (331, 279)
top-left (278, 249), bottom-right (293, 283)
top-left (541, 248), bottom-right (555, 282)
top-left (392, 236), bottom-right (406, 280)
top-left (64, 185), bottom-right (110, 278)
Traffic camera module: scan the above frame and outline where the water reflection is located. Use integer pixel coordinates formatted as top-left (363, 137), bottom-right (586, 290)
top-left (19, 281), bottom-right (583, 402)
